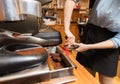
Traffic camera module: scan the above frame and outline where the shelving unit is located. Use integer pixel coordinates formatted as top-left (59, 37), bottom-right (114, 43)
top-left (42, 0), bottom-right (89, 24)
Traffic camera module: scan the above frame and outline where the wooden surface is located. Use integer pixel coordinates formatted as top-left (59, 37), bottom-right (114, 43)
top-left (66, 53), bottom-right (99, 84)
top-left (117, 60), bottom-right (120, 77)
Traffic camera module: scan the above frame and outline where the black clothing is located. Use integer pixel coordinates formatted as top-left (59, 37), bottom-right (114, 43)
top-left (89, 0), bottom-right (96, 9)
top-left (76, 23), bottom-right (119, 77)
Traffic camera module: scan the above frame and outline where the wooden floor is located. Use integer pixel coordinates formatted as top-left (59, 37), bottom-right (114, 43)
top-left (70, 50), bottom-right (120, 84)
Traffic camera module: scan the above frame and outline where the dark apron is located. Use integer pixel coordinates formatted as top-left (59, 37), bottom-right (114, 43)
top-left (76, 23), bottom-right (119, 77)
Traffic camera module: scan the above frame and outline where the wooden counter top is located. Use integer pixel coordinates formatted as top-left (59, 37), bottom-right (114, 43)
top-left (67, 53), bottom-right (99, 84)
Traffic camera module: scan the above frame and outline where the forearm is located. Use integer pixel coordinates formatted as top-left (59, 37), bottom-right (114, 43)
top-left (64, 0), bottom-right (75, 31)
top-left (87, 40), bottom-right (114, 50)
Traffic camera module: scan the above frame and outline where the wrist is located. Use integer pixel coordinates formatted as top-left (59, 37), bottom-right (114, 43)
top-left (87, 44), bottom-right (94, 50)
top-left (65, 29), bottom-right (71, 34)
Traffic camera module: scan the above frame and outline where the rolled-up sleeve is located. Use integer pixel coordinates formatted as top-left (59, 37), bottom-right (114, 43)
top-left (110, 32), bottom-right (120, 48)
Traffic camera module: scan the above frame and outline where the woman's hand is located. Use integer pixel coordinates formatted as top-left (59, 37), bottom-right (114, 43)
top-left (75, 40), bottom-right (115, 52)
top-left (65, 30), bottom-right (75, 46)
top-left (75, 43), bottom-right (90, 52)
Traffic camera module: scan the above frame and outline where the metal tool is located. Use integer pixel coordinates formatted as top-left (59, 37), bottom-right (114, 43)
top-left (70, 45), bottom-right (79, 50)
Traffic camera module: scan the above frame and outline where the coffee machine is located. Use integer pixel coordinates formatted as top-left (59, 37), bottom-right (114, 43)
top-left (0, 0), bottom-right (76, 84)
top-left (0, 0), bottom-right (61, 46)
top-left (0, 0), bottom-right (53, 79)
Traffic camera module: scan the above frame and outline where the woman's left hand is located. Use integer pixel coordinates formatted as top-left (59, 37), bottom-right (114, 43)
top-left (75, 43), bottom-right (90, 52)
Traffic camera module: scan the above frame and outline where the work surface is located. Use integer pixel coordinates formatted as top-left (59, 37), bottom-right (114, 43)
top-left (0, 47), bottom-right (99, 84)
top-left (40, 50), bottom-right (99, 84)
top-left (67, 53), bottom-right (99, 84)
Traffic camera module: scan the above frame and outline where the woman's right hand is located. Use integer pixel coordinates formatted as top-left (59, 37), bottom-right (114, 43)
top-left (65, 30), bottom-right (75, 44)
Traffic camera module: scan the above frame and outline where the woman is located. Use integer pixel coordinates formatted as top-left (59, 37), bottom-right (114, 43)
top-left (64, 0), bottom-right (120, 84)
